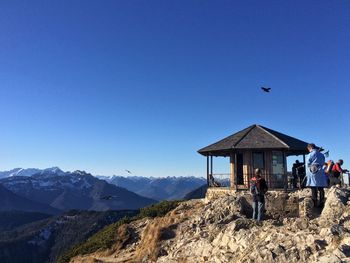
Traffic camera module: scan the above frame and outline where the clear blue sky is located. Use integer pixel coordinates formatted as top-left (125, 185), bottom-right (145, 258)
top-left (0, 1), bottom-right (349, 177)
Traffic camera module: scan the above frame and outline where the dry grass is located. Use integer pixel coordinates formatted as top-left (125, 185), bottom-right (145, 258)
top-left (72, 201), bottom-right (203, 263)
top-left (77, 209), bottom-right (186, 263)
top-left (112, 224), bottom-right (132, 251)
top-left (133, 203), bottom-right (201, 262)
top-left (70, 256), bottom-right (104, 263)
top-left (98, 224), bottom-right (132, 257)
top-left (134, 212), bottom-right (178, 262)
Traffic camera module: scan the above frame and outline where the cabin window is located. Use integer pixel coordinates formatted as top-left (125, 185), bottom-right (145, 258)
top-left (253, 152), bottom-right (264, 169)
top-left (236, 153), bottom-right (244, 185)
top-left (272, 151), bottom-right (285, 188)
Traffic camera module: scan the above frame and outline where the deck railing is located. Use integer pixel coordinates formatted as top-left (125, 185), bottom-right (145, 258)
top-left (208, 173), bottom-right (230, 187)
top-left (209, 173), bottom-right (300, 190)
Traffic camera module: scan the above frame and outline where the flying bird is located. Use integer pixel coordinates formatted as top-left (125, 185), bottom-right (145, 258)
top-left (125, 169), bottom-right (132, 174)
top-left (261, 87), bottom-right (271, 93)
top-left (100, 195), bottom-right (117, 200)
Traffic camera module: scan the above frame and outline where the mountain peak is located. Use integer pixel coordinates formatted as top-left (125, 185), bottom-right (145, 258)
top-left (40, 167), bottom-right (66, 176)
top-left (72, 170), bottom-right (90, 176)
top-left (0, 168), bottom-right (42, 178)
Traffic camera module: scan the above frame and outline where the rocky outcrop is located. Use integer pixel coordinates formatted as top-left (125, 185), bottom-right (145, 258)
top-left (71, 186), bottom-right (350, 263)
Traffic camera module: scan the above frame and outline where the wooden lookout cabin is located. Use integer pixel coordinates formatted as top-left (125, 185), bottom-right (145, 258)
top-left (198, 124), bottom-right (309, 190)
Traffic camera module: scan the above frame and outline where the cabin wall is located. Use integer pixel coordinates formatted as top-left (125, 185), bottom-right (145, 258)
top-left (228, 149), bottom-right (287, 190)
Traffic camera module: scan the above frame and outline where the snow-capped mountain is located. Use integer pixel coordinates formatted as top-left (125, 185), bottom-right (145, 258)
top-left (0, 168), bottom-right (41, 178)
top-left (39, 167), bottom-right (66, 176)
top-left (0, 167), bottom-right (66, 178)
top-left (0, 170), bottom-right (156, 211)
top-left (0, 166), bottom-right (206, 203)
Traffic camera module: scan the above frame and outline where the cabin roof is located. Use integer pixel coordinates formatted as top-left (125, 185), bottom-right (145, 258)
top-left (198, 124), bottom-right (309, 156)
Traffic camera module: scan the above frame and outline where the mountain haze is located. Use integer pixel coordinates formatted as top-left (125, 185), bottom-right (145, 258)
top-left (106, 176), bottom-right (206, 200)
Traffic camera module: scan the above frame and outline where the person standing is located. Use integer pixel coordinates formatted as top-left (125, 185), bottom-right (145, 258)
top-left (292, 160), bottom-right (305, 188)
top-left (306, 143), bottom-right (328, 208)
top-left (331, 159), bottom-right (349, 186)
top-left (292, 160), bottom-right (300, 188)
top-left (250, 168), bottom-right (268, 222)
top-left (297, 163), bottom-right (306, 189)
top-left (324, 160), bottom-right (334, 186)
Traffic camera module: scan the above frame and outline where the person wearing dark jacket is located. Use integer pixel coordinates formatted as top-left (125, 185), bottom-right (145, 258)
top-left (250, 168), bottom-right (268, 222)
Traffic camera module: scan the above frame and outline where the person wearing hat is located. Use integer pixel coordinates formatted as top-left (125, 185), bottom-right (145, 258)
top-left (250, 168), bottom-right (268, 222)
top-left (306, 143), bottom-right (328, 207)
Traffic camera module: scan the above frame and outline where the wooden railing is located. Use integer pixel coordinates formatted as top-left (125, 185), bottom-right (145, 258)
top-left (208, 173), bottom-right (230, 187)
top-left (209, 173), bottom-right (297, 190)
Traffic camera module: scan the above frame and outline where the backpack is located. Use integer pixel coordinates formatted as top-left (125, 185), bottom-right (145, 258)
top-left (250, 178), bottom-right (260, 195)
top-left (325, 160), bottom-right (334, 174)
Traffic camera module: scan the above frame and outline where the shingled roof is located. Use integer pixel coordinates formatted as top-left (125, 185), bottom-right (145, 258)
top-left (198, 124), bottom-right (309, 156)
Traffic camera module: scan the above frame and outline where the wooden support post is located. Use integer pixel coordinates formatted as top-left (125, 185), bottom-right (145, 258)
top-left (210, 155), bottom-right (213, 179)
top-left (302, 154), bottom-right (306, 188)
top-left (283, 151), bottom-right (288, 191)
top-left (207, 156), bottom-right (209, 186)
top-left (230, 154), bottom-right (235, 188)
top-left (234, 152), bottom-right (238, 189)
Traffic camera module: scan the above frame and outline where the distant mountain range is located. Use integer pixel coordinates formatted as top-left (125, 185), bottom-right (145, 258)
top-left (0, 169), bottom-right (156, 213)
top-left (103, 175), bottom-right (206, 200)
top-left (0, 167), bottom-right (206, 263)
top-left (0, 167), bottom-right (207, 202)
top-left (0, 167), bottom-right (65, 178)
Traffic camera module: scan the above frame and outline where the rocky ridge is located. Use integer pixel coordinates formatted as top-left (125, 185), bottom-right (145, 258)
top-left (71, 187), bottom-right (350, 263)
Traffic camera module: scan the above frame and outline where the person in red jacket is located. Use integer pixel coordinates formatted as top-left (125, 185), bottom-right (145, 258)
top-left (332, 159), bottom-right (349, 179)
top-left (250, 168), bottom-right (268, 222)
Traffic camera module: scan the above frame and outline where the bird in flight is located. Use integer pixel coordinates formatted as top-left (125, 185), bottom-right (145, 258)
top-left (261, 87), bottom-right (271, 93)
top-left (125, 169), bottom-right (132, 174)
top-left (100, 195), bottom-right (117, 200)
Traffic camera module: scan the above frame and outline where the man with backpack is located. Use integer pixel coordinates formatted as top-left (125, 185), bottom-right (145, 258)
top-left (251, 168), bottom-right (268, 222)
